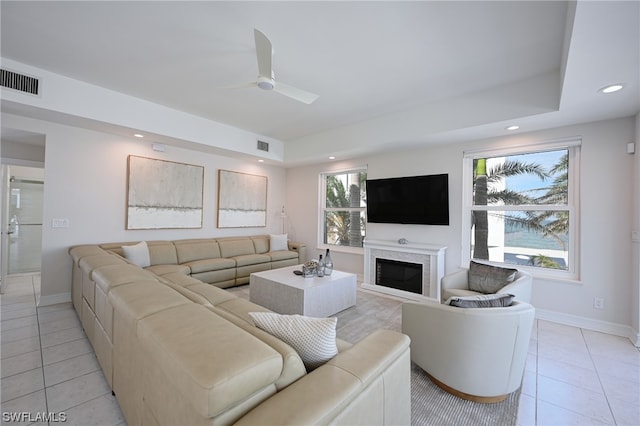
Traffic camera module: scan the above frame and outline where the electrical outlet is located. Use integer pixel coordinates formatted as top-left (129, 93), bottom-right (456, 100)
top-left (593, 297), bottom-right (605, 309)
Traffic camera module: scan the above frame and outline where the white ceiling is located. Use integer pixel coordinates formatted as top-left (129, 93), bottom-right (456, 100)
top-left (1, 1), bottom-right (638, 164)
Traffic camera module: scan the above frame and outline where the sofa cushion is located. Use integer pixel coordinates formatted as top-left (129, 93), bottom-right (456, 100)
top-left (468, 261), bottom-right (517, 294)
top-left (185, 257), bottom-right (236, 274)
top-left (218, 238), bottom-right (256, 258)
top-left (159, 279), bottom-right (214, 307)
top-left (159, 272), bottom-right (205, 288)
top-left (268, 250), bottom-right (299, 262)
top-left (121, 241), bottom-right (151, 268)
top-left (211, 305), bottom-right (307, 390)
top-left (109, 281), bottom-right (191, 326)
top-left (233, 253), bottom-right (271, 267)
top-left (146, 264), bottom-right (191, 276)
top-left (146, 241), bottom-right (179, 266)
top-left (174, 239), bottom-right (221, 264)
top-left (93, 263), bottom-right (159, 294)
top-left (139, 304), bottom-right (284, 418)
top-left (249, 312), bottom-right (338, 371)
top-left (251, 236), bottom-right (270, 254)
top-left (216, 298), bottom-right (270, 324)
top-left (447, 293), bottom-right (515, 308)
top-left (269, 234), bottom-right (288, 252)
top-left (191, 269), bottom-right (237, 287)
top-left (179, 282), bottom-right (238, 306)
top-left (79, 254), bottom-right (127, 280)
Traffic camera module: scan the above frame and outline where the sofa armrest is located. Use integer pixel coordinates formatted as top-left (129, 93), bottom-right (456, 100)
top-left (441, 268), bottom-right (468, 291)
top-left (234, 329), bottom-right (410, 426)
top-left (287, 241), bottom-right (307, 263)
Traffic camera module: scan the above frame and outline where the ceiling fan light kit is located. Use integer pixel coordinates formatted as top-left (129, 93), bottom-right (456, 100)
top-left (257, 76), bottom-right (275, 91)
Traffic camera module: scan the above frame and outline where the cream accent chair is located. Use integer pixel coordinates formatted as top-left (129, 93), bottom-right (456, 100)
top-left (441, 266), bottom-right (533, 303)
top-left (402, 300), bottom-right (535, 402)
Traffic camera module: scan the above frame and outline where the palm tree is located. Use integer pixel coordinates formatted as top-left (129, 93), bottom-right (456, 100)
top-left (325, 173), bottom-right (367, 247)
top-left (326, 176), bottom-right (350, 245)
top-left (529, 254), bottom-right (561, 268)
top-left (531, 152), bottom-right (569, 239)
top-left (472, 158), bottom-right (549, 260)
top-left (473, 152), bottom-right (571, 269)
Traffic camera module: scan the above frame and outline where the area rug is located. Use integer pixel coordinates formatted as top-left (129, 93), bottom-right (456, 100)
top-left (332, 288), bottom-right (521, 426)
top-left (228, 284), bottom-right (521, 425)
top-left (410, 363), bottom-right (520, 426)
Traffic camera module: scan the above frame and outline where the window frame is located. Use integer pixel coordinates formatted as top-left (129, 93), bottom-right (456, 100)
top-left (461, 138), bottom-right (581, 281)
top-left (318, 166), bottom-right (367, 255)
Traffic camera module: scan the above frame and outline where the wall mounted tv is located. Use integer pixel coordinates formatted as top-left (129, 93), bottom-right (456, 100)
top-left (366, 173), bottom-right (449, 225)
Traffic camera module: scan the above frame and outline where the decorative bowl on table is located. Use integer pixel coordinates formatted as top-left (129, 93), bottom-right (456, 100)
top-left (302, 260), bottom-right (318, 277)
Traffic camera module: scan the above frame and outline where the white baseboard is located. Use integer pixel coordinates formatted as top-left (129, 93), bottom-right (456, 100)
top-left (536, 308), bottom-right (639, 347)
top-left (37, 292), bottom-right (71, 307)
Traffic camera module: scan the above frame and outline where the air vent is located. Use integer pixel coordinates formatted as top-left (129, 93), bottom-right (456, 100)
top-left (257, 140), bottom-right (269, 152)
top-left (1, 69), bottom-right (40, 95)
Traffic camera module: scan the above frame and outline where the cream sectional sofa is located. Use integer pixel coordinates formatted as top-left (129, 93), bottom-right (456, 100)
top-left (69, 237), bottom-right (411, 426)
top-left (100, 235), bottom-right (307, 288)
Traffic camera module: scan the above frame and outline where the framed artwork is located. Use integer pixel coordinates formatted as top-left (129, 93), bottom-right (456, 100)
top-left (217, 169), bottom-right (267, 228)
top-left (126, 155), bottom-right (204, 229)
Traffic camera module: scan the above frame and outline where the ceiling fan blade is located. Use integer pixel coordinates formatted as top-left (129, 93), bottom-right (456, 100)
top-left (273, 81), bottom-right (319, 104)
top-left (254, 28), bottom-right (272, 78)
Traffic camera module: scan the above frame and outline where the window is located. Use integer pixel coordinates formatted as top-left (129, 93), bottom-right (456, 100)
top-left (462, 140), bottom-right (580, 278)
top-left (319, 168), bottom-right (367, 252)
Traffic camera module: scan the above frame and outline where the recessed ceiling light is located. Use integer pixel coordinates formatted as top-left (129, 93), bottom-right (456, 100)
top-left (505, 125), bottom-right (520, 131)
top-left (134, 133), bottom-right (144, 138)
top-left (258, 159), bottom-right (264, 163)
top-left (599, 84), bottom-right (624, 94)
top-left (329, 156), bottom-right (336, 160)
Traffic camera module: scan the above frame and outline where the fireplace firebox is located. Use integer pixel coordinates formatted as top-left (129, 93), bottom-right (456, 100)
top-left (376, 259), bottom-right (422, 294)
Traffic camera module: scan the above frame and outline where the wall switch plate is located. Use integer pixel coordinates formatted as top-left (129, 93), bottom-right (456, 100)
top-left (593, 297), bottom-right (605, 309)
top-left (51, 218), bottom-right (69, 228)
top-left (632, 231), bottom-right (640, 242)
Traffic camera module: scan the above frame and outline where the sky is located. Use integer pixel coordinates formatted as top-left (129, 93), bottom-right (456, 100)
top-left (504, 149), bottom-right (566, 196)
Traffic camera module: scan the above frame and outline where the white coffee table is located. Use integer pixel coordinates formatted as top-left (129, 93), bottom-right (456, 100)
top-left (249, 265), bottom-right (357, 317)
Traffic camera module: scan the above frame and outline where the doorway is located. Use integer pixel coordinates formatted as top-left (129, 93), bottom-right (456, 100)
top-left (0, 128), bottom-right (46, 294)
top-left (7, 169), bottom-right (44, 274)
top-left (1, 165), bottom-right (44, 294)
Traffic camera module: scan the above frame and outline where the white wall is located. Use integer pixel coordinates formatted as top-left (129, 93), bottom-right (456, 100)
top-left (2, 113), bottom-right (287, 305)
top-left (287, 116), bottom-right (638, 339)
top-left (1, 140), bottom-right (46, 164)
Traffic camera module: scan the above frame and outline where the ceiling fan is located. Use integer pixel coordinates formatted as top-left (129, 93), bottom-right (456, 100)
top-left (229, 29), bottom-right (319, 105)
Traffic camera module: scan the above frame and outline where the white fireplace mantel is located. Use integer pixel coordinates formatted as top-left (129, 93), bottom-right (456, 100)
top-left (362, 239), bottom-right (446, 302)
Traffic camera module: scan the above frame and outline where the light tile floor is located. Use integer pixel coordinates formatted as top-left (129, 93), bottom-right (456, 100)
top-left (1, 275), bottom-right (124, 426)
top-left (1, 274), bottom-right (639, 425)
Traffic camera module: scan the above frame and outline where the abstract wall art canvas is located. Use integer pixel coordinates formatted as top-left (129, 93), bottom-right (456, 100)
top-left (217, 169), bottom-right (267, 228)
top-left (126, 155), bottom-right (204, 229)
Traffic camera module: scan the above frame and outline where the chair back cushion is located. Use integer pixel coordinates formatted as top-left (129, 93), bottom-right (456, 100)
top-left (468, 261), bottom-right (517, 294)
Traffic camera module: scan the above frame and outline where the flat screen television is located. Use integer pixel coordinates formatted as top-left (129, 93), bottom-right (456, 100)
top-left (366, 174), bottom-right (449, 225)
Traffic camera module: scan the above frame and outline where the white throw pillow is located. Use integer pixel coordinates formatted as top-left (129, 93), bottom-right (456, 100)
top-left (249, 312), bottom-right (338, 371)
top-left (121, 241), bottom-right (150, 268)
top-left (269, 234), bottom-right (288, 252)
